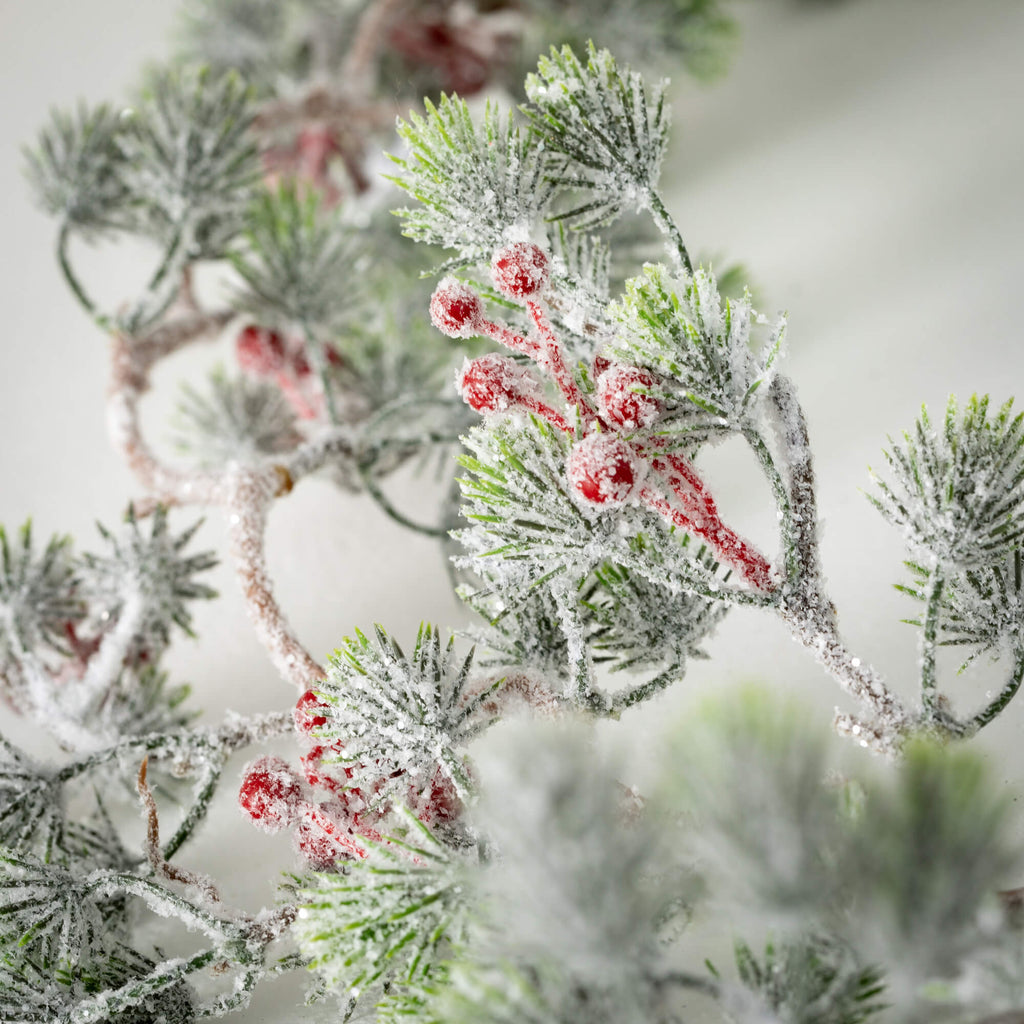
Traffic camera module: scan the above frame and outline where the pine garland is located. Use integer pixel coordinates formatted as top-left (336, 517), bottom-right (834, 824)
top-left (9, 2), bottom-right (1024, 1021)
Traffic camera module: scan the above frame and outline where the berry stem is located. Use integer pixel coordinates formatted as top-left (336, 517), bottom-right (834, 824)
top-left (526, 300), bottom-right (595, 419)
top-left (650, 452), bottom-right (774, 590)
top-left (479, 318), bottom-right (543, 360)
top-left (302, 322), bottom-right (340, 425)
top-left (647, 189), bottom-right (694, 276)
top-left (57, 221), bottom-right (106, 327)
top-left (919, 565), bottom-right (944, 719)
top-left (638, 472), bottom-right (774, 592)
top-left (274, 369), bottom-right (321, 420)
top-left (518, 394), bottom-right (575, 433)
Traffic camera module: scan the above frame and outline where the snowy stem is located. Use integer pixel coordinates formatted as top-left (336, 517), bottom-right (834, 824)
top-left (785, 611), bottom-right (910, 753)
top-left (162, 760), bottom-right (223, 861)
top-left (653, 969), bottom-right (720, 999)
top-left (357, 458), bottom-right (449, 538)
top-left (647, 190), bottom-right (693, 276)
top-left (767, 376), bottom-right (913, 746)
top-left (144, 223), bottom-right (186, 298)
top-left (611, 661), bottom-right (682, 712)
top-left (919, 566), bottom-right (944, 719)
top-left (302, 321), bottom-right (340, 425)
top-left (88, 873), bottom-right (232, 939)
top-left (54, 711), bottom-right (294, 786)
top-left (556, 589), bottom-right (602, 710)
top-left (766, 375), bottom-right (823, 594)
top-left (196, 966), bottom-right (264, 1017)
top-left (969, 648), bottom-right (1024, 734)
top-left (283, 424), bottom-right (357, 480)
top-left (744, 426), bottom-right (798, 583)
top-left (108, 303), bottom-right (350, 689)
top-left (224, 467), bottom-right (326, 688)
top-left (108, 332), bottom-right (222, 505)
top-left (125, 235), bottom-right (192, 334)
top-left (137, 756), bottom-right (223, 905)
top-left (57, 221), bottom-right (105, 326)
top-left (69, 583), bottom-right (146, 717)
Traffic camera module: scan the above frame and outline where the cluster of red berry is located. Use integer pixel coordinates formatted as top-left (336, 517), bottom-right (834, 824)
top-left (235, 324), bottom-right (344, 422)
top-left (430, 242), bottom-right (774, 591)
top-left (238, 689), bottom-right (461, 869)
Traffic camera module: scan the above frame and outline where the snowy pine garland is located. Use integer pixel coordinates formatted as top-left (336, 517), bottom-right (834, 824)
top-left (8, 2), bottom-right (1024, 1020)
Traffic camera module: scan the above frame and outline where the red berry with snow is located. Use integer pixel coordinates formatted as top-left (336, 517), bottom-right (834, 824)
top-left (491, 242), bottom-right (549, 299)
top-left (300, 745), bottom-right (350, 794)
top-left (567, 434), bottom-right (639, 506)
top-left (290, 346), bottom-right (312, 378)
top-left (596, 364), bottom-right (663, 430)
top-left (294, 689), bottom-right (330, 733)
top-left (430, 278), bottom-right (484, 338)
top-left (236, 325), bottom-right (286, 375)
top-left (592, 354), bottom-right (612, 380)
top-left (457, 353), bottom-right (536, 414)
top-left (294, 819), bottom-right (341, 870)
top-left (413, 765), bottom-right (463, 826)
top-left (238, 755), bottom-right (306, 832)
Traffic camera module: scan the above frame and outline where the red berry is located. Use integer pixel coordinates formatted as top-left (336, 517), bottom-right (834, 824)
top-left (294, 690), bottom-right (330, 733)
top-left (430, 278), bottom-right (484, 338)
top-left (300, 745), bottom-right (351, 794)
top-left (236, 325), bottom-right (286, 375)
top-left (288, 342), bottom-right (342, 377)
top-left (491, 242), bottom-right (549, 299)
top-left (294, 819), bottom-right (341, 870)
top-left (567, 434), bottom-right (639, 506)
top-left (456, 353), bottom-right (537, 414)
top-left (596, 364), bottom-right (663, 430)
top-left (238, 756), bottom-right (306, 832)
top-left (592, 354), bottom-right (612, 380)
top-left (290, 346), bottom-right (312, 378)
top-left (412, 765), bottom-right (463, 826)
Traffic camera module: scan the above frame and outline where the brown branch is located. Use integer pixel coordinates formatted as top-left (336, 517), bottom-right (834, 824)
top-left (341, 0), bottom-right (407, 96)
top-left (136, 757), bottom-right (224, 906)
top-left (108, 328), bottom-right (224, 505)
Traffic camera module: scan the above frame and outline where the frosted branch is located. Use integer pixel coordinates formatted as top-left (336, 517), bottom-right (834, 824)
top-left (107, 314), bottom-right (352, 689)
top-left (224, 467), bottom-right (326, 688)
top-left (767, 375), bottom-right (913, 746)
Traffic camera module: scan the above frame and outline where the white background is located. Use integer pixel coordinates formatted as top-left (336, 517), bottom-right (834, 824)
top-left (1, 0), bottom-right (1024, 1018)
